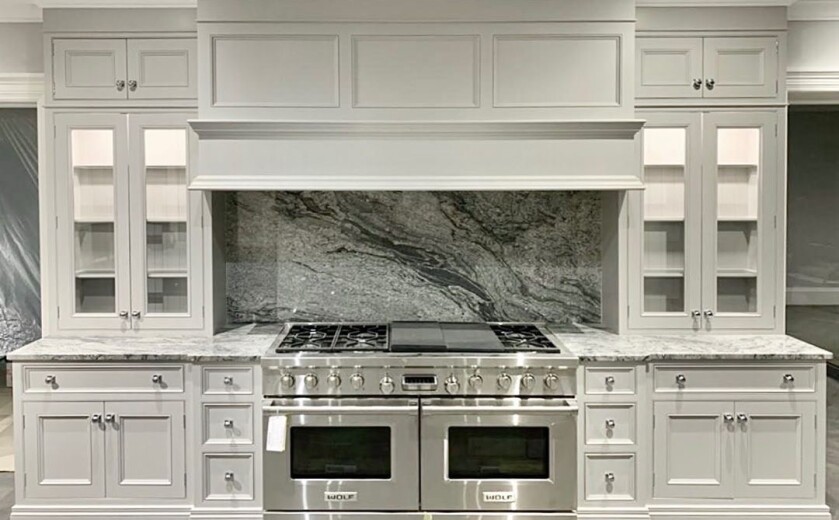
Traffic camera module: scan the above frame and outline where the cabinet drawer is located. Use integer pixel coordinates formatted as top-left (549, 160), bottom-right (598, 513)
top-left (202, 367), bottom-right (254, 395)
top-left (585, 403), bottom-right (636, 445)
top-left (584, 453), bottom-right (636, 502)
top-left (203, 453), bottom-right (254, 502)
top-left (585, 367), bottom-right (636, 395)
top-left (23, 365), bottom-right (184, 394)
top-left (203, 404), bottom-right (254, 445)
top-left (653, 365), bottom-right (815, 394)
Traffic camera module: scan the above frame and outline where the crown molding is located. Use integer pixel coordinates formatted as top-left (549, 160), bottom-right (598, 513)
top-left (637, 0), bottom-right (797, 6)
top-left (788, 0), bottom-right (839, 20)
top-left (35, 0), bottom-right (195, 6)
top-left (0, 3), bottom-right (42, 22)
top-left (788, 71), bottom-right (839, 103)
top-left (0, 74), bottom-right (44, 105)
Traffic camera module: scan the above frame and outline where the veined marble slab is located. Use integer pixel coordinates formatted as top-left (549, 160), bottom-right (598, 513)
top-left (555, 325), bottom-right (834, 362)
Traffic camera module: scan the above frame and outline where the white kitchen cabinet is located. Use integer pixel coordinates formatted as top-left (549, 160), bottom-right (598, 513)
top-left (637, 37), bottom-right (780, 101)
top-left (53, 112), bottom-right (204, 332)
top-left (630, 110), bottom-right (779, 332)
top-left (22, 401), bottom-right (106, 499)
top-left (654, 400), bottom-right (817, 500)
top-left (51, 38), bottom-right (197, 102)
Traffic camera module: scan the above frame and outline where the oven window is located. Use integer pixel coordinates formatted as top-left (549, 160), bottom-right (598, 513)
top-left (448, 427), bottom-right (549, 479)
top-left (290, 427), bottom-right (391, 479)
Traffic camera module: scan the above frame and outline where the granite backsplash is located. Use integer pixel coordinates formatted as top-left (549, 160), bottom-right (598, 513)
top-left (225, 191), bottom-right (602, 325)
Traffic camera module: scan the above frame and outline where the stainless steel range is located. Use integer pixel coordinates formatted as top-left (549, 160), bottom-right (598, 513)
top-left (262, 321), bottom-right (578, 520)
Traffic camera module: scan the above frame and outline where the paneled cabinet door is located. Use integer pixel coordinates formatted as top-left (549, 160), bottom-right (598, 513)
top-left (653, 401), bottom-right (734, 499)
top-left (629, 112), bottom-right (703, 329)
top-left (127, 39), bottom-right (198, 100)
top-left (22, 401), bottom-right (106, 499)
top-left (53, 39), bottom-right (128, 100)
top-left (703, 37), bottom-right (779, 99)
top-left (701, 112), bottom-right (777, 330)
top-left (105, 401), bottom-right (186, 499)
top-left (128, 113), bottom-right (203, 330)
top-left (54, 113), bottom-right (132, 330)
top-left (734, 401), bottom-right (816, 499)
top-left (636, 38), bottom-right (704, 99)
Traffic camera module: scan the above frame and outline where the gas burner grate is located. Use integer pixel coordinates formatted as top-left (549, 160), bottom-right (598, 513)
top-left (334, 324), bottom-right (389, 351)
top-left (276, 324), bottom-right (340, 351)
top-left (276, 324), bottom-right (388, 352)
top-left (490, 324), bottom-right (557, 351)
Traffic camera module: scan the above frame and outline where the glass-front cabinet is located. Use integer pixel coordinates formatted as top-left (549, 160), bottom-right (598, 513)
top-left (54, 112), bottom-right (203, 331)
top-left (631, 110), bottom-right (778, 331)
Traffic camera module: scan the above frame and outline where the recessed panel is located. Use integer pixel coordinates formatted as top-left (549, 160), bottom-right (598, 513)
top-left (715, 49), bottom-right (765, 86)
top-left (352, 35), bottom-right (480, 108)
top-left (39, 416), bottom-right (96, 484)
top-left (665, 415), bottom-right (722, 484)
top-left (138, 51), bottom-right (190, 87)
top-left (494, 35), bottom-right (619, 107)
top-left (213, 35), bottom-right (339, 107)
top-left (116, 415), bottom-right (174, 484)
top-left (641, 50), bottom-right (693, 86)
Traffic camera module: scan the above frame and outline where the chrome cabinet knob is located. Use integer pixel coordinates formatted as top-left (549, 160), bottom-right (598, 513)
top-left (151, 374), bottom-right (163, 384)
top-left (91, 414), bottom-right (102, 423)
top-left (304, 374), bottom-right (318, 389)
top-left (521, 373), bottom-right (536, 390)
top-left (468, 374), bottom-right (483, 390)
top-left (691, 309), bottom-right (702, 318)
top-left (223, 376), bottom-right (234, 386)
top-left (783, 374), bottom-right (795, 383)
top-left (605, 419), bottom-right (616, 429)
top-left (706, 78), bottom-right (716, 90)
top-left (724, 414), bottom-right (735, 423)
top-left (280, 373), bottom-right (295, 389)
top-left (116, 80), bottom-right (126, 91)
top-left (127, 79), bottom-right (138, 91)
top-left (223, 419), bottom-right (234, 429)
top-left (444, 376), bottom-right (460, 395)
top-left (105, 414), bottom-right (116, 423)
top-left (44, 375), bottom-right (56, 385)
top-left (693, 78), bottom-right (703, 90)
top-left (497, 373), bottom-right (513, 390)
top-left (131, 310), bottom-right (141, 318)
top-left (675, 374), bottom-right (687, 385)
top-left (119, 310), bottom-right (129, 318)
top-left (737, 413), bottom-right (749, 423)
top-left (605, 472), bottom-right (616, 483)
top-left (326, 373), bottom-right (341, 389)
top-left (379, 376), bottom-right (395, 395)
top-left (703, 309), bottom-right (715, 317)
top-left (224, 472), bottom-right (234, 482)
top-left (544, 373), bottom-right (560, 390)
top-left (350, 373), bottom-right (365, 390)
top-left (605, 376), bottom-right (616, 386)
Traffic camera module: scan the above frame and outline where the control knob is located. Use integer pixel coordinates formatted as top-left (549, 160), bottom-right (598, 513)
top-left (326, 373), bottom-right (342, 389)
top-left (444, 376), bottom-right (461, 395)
top-left (380, 376), bottom-right (395, 395)
top-left (350, 373), bottom-right (365, 390)
top-left (544, 373), bottom-right (560, 390)
top-left (497, 373), bottom-right (513, 391)
top-left (304, 373), bottom-right (319, 389)
top-left (521, 372), bottom-right (536, 390)
top-left (279, 373), bottom-right (295, 389)
top-left (468, 374), bottom-right (483, 390)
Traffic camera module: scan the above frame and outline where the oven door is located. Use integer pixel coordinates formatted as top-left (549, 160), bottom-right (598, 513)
top-left (420, 398), bottom-right (577, 512)
top-left (263, 398), bottom-right (419, 511)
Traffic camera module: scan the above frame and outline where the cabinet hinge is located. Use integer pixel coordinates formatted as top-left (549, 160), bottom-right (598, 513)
top-left (57, 306), bottom-right (60, 319)
top-left (55, 216), bottom-right (58, 230)
top-left (775, 124), bottom-right (778, 137)
top-left (183, 415), bottom-right (187, 428)
top-left (773, 305), bottom-right (776, 318)
top-left (776, 80), bottom-right (779, 95)
top-left (774, 216), bottom-right (778, 229)
top-left (185, 473), bottom-right (188, 488)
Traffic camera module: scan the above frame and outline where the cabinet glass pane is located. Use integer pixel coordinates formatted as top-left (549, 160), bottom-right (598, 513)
top-left (642, 128), bottom-right (687, 313)
top-left (143, 129), bottom-right (188, 314)
top-left (71, 129), bottom-right (116, 313)
top-left (716, 128), bottom-right (760, 313)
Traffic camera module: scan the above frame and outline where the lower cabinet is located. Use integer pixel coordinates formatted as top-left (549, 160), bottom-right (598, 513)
top-left (22, 400), bottom-right (186, 500)
top-left (653, 400), bottom-right (816, 500)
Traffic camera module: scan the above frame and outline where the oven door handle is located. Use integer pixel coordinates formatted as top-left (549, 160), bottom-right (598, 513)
top-left (422, 399), bottom-right (578, 415)
top-left (262, 405), bottom-right (419, 415)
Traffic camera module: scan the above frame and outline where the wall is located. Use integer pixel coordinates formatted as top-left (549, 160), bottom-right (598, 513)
top-left (787, 108), bottom-right (839, 304)
top-left (789, 21), bottom-right (839, 74)
top-left (0, 23), bottom-right (42, 74)
top-left (225, 191), bottom-right (602, 325)
top-left (0, 108), bottom-right (40, 352)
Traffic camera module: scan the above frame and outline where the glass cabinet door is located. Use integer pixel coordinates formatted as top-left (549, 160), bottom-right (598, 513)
top-left (55, 113), bottom-right (131, 330)
top-left (630, 112), bottom-right (702, 329)
top-left (128, 113), bottom-right (203, 330)
top-left (703, 112), bottom-right (777, 329)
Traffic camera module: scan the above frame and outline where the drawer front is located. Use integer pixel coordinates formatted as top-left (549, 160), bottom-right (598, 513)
top-left (584, 453), bottom-right (636, 502)
top-left (585, 367), bottom-right (636, 395)
top-left (203, 404), bottom-right (254, 445)
top-left (203, 367), bottom-right (254, 395)
top-left (24, 365), bottom-right (184, 394)
top-left (654, 365), bottom-right (816, 394)
top-left (585, 403), bottom-right (636, 445)
top-left (203, 453), bottom-right (254, 502)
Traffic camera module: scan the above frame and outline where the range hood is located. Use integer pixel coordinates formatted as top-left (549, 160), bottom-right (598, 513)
top-left (189, 0), bottom-right (643, 191)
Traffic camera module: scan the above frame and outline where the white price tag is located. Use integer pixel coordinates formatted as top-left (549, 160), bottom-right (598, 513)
top-left (266, 414), bottom-right (288, 452)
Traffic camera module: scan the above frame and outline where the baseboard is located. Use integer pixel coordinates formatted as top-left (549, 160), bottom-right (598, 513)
top-left (648, 504), bottom-right (831, 520)
top-left (11, 504), bottom-right (192, 519)
top-left (786, 287), bottom-right (839, 305)
top-left (191, 508), bottom-right (264, 519)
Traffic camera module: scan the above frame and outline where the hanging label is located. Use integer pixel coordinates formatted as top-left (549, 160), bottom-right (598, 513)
top-left (266, 415), bottom-right (288, 452)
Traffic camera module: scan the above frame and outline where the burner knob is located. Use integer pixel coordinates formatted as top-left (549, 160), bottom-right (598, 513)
top-left (544, 373), bottom-right (560, 390)
top-left (279, 373), bottom-right (295, 389)
top-left (326, 373), bottom-right (341, 389)
top-left (521, 373), bottom-right (536, 390)
top-left (379, 376), bottom-right (395, 395)
top-left (497, 373), bottom-right (513, 391)
top-left (304, 373), bottom-right (319, 389)
top-left (468, 374), bottom-right (483, 390)
top-left (350, 373), bottom-right (365, 390)
top-left (444, 376), bottom-right (461, 395)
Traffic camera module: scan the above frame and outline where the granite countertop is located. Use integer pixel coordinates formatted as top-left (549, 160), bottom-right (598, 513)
top-left (553, 325), bottom-right (834, 362)
top-left (5, 324), bottom-right (278, 363)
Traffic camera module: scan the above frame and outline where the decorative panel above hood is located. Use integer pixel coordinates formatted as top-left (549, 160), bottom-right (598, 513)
top-left (190, 0), bottom-right (643, 191)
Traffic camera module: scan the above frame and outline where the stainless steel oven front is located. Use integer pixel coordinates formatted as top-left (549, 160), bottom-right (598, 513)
top-left (262, 398), bottom-right (419, 512)
top-left (420, 397), bottom-right (578, 512)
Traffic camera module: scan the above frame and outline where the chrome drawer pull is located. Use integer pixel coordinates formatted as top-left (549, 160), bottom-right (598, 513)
top-left (44, 375), bottom-right (56, 385)
top-left (724, 414), bottom-right (734, 423)
top-left (91, 414), bottom-right (102, 423)
top-left (224, 419), bottom-right (234, 428)
top-left (783, 374), bottom-right (795, 383)
top-left (675, 374), bottom-right (687, 385)
top-left (604, 376), bottom-right (615, 386)
top-left (224, 472), bottom-right (235, 482)
top-left (223, 376), bottom-right (234, 386)
top-left (105, 414), bottom-right (116, 423)
top-left (605, 419), bottom-right (616, 429)
top-left (151, 374), bottom-right (163, 384)
top-left (737, 414), bottom-right (749, 423)
top-left (605, 472), bottom-right (615, 483)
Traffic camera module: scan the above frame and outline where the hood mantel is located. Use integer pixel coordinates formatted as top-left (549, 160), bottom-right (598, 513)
top-left (192, 0), bottom-right (642, 191)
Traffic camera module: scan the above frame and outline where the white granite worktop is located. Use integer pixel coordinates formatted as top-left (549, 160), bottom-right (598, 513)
top-left (552, 325), bottom-right (833, 362)
top-left (6, 324), bottom-right (833, 363)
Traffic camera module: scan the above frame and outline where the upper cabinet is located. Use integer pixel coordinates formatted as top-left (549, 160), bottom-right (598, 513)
top-left (50, 38), bottom-right (197, 103)
top-left (637, 36), bottom-right (781, 102)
